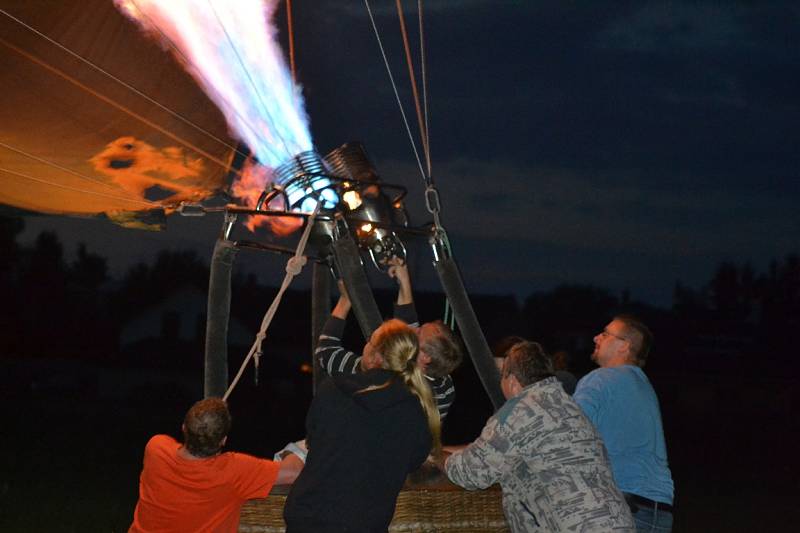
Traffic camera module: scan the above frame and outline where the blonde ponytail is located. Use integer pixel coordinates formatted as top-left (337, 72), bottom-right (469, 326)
top-left (368, 319), bottom-right (442, 456)
top-left (401, 364), bottom-right (442, 456)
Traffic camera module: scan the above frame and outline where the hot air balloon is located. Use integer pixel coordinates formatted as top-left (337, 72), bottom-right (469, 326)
top-left (1, 0), bottom-right (504, 411)
top-left (2, 2), bottom-right (511, 529)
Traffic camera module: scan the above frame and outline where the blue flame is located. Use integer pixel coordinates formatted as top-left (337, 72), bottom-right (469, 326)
top-left (115, 0), bottom-right (313, 169)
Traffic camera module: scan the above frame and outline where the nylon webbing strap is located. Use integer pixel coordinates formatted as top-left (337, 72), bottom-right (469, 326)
top-left (333, 232), bottom-right (382, 339)
top-left (311, 262), bottom-right (332, 394)
top-left (433, 255), bottom-right (504, 410)
top-left (204, 238), bottom-right (239, 398)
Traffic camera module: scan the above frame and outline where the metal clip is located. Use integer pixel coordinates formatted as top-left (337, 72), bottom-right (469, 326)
top-left (176, 203), bottom-right (206, 216)
top-left (222, 210), bottom-right (238, 240)
top-left (424, 185), bottom-right (441, 216)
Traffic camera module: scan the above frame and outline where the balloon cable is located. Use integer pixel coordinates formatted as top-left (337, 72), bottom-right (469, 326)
top-left (362, 0), bottom-right (427, 185)
top-left (394, 0), bottom-right (431, 182)
top-left (418, 0), bottom-right (431, 179)
top-left (286, 0), bottom-right (297, 86)
top-left (0, 166), bottom-right (157, 208)
top-left (0, 141), bottom-right (141, 195)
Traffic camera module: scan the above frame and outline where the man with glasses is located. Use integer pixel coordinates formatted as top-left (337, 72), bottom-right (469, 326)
top-left (573, 315), bottom-right (675, 532)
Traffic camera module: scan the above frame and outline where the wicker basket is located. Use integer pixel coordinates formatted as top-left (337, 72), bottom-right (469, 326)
top-left (239, 469), bottom-right (509, 533)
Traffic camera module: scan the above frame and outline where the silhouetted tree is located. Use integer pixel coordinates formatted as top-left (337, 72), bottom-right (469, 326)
top-left (69, 243), bottom-right (108, 290)
top-left (708, 262), bottom-right (750, 321)
top-left (111, 250), bottom-right (210, 323)
top-left (0, 216), bottom-right (25, 354)
top-left (0, 215), bottom-right (23, 274)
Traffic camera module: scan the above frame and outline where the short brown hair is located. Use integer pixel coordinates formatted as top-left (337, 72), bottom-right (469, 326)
top-left (183, 398), bottom-right (231, 457)
top-left (420, 321), bottom-right (463, 378)
top-left (614, 314), bottom-right (653, 367)
top-left (502, 341), bottom-right (554, 387)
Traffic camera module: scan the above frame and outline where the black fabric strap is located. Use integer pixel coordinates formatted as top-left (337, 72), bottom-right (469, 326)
top-left (624, 493), bottom-right (674, 514)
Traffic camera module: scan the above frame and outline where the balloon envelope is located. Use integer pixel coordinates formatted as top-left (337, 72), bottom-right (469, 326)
top-left (0, 0), bottom-right (237, 229)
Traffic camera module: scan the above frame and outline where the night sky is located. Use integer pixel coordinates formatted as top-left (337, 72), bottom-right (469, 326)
top-left (11, 1), bottom-right (800, 307)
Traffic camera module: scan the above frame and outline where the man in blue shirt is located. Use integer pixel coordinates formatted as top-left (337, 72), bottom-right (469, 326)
top-left (573, 315), bottom-right (675, 532)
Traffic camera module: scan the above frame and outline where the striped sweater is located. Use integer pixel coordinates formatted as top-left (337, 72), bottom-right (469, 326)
top-left (315, 303), bottom-right (456, 419)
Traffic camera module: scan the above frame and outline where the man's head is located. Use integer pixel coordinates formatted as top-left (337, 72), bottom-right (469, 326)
top-left (416, 321), bottom-right (463, 378)
top-left (492, 335), bottom-right (525, 373)
top-left (500, 341), bottom-right (554, 399)
top-left (592, 314), bottom-right (652, 368)
top-left (182, 398), bottom-right (231, 458)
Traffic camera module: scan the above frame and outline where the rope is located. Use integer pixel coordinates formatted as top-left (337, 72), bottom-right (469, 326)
top-left (366, 1), bottom-right (442, 228)
top-left (223, 199), bottom-right (323, 401)
top-left (0, 7), bottom-right (248, 162)
top-left (0, 37), bottom-right (239, 177)
top-left (363, 1), bottom-right (453, 322)
top-left (418, 0), bottom-right (432, 178)
top-left (363, 0), bottom-right (427, 184)
top-left (286, 0), bottom-right (297, 86)
top-left (395, 0), bottom-right (430, 183)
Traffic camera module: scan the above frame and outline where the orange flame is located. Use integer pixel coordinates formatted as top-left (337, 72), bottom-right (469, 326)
top-left (88, 136), bottom-right (219, 210)
top-left (230, 159), bottom-right (302, 236)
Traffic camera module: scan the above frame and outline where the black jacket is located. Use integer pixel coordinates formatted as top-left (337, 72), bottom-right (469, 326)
top-left (315, 306), bottom-right (457, 419)
top-left (284, 369), bottom-right (431, 533)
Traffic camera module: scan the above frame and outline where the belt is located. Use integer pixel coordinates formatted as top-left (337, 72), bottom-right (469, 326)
top-left (624, 493), bottom-right (673, 514)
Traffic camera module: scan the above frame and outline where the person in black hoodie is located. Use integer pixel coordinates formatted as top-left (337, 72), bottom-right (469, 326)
top-left (284, 319), bottom-right (440, 533)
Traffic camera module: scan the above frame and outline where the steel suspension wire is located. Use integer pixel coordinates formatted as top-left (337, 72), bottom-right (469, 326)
top-left (0, 7), bottom-right (251, 163)
top-left (223, 199), bottom-right (323, 401)
top-left (362, 0), bottom-right (427, 184)
top-left (366, 2), bottom-right (455, 326)
top-left (0, 167), bottom-right (157, 207)
top-left (0, 141), bottom-right (141, 195)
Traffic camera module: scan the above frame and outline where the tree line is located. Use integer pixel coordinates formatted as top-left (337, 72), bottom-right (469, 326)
top-left (1, 215), bottom-right (797, 377)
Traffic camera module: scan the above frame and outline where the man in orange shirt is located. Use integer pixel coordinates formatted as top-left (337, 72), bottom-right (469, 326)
top-left (129, 398), bottom-right (303, 533)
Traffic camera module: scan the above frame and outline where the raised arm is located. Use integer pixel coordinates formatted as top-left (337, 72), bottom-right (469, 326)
top-left (331, 280), bottom-right (352, 320)
top-left (388, 257), bottom-right (413, 306)
top-left (388, 258), bottom-right (420, 327)
top-left (388, 257), bottom-right (459, 419)
top-left (315, 281), bottom-right (362, 375)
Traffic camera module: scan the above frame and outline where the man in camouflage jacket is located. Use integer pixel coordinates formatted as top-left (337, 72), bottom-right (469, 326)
top-left (444, 341), bottom-right (634, 532)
